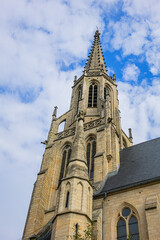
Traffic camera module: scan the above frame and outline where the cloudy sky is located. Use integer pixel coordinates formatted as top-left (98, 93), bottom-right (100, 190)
top-left (1, 0), bottom-right (160, 239)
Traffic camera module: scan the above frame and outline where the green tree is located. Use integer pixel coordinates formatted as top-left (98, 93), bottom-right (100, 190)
top-left (127, 234), bottom-right (139, 240)
top-left (67, 223), bottom-right (96, 240)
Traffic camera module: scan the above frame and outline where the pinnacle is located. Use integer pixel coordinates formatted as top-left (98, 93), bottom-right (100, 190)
top-left (84, 29), bottom-right (107, 73)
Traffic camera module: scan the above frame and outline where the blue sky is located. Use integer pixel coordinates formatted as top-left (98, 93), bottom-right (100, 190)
top-left (0, 0), bottom-right (160, 239)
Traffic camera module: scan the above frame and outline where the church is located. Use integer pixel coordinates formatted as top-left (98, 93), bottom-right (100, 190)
top-left (22, 29), bottom-right (160, 240)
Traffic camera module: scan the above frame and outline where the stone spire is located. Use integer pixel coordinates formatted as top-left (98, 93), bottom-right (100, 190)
top-left (84, 29), bottom-right (107, 73)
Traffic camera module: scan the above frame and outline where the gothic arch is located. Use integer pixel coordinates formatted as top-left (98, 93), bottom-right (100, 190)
top-left (104, 83), bottom-right (114, 117)
top-left (87, 187), bottom-right (91, 216)
top-left (59, 144), bottom-right (72, 183)
top-left (86, 136), bottom-right (97, 179)
top-left (88, 79), bottom-right (99, 85)
top-left (112, 202), bottom-right (140, 240)
top-left (58, 119), bottom-right (66, 133)
top-left (64, 182), bottom-right (71, 209)
top-left (60, 141), bottom-right (72, 152)
top-left (88, 79), bottom-right (99, 108)
top-left (77, 182), bottom-right (83, 210)
top-left (76, 84), bottom-right (83, 96)
top-left (85, 133), bottom-right (97, 143)
top-left (104, 83), bottom-right (112, 99)
top-left (115, 202), bottom-right (140, 219)
top-left (76, 84), bottom-right (83, 114)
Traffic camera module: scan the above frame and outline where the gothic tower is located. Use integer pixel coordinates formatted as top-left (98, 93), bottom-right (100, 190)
top-left (23, 29), bottom-right (132, 240)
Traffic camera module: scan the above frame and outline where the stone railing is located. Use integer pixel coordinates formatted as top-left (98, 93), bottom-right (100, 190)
top-left (56, 127), bottom-right (75, 140)
top-left (56, 118), bottom-right (104, 140)
top-left (84, 118), bottom-right (104, 131)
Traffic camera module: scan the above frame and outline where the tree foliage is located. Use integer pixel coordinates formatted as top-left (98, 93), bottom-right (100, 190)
top-left (67, 223), bottom-right (96, 240)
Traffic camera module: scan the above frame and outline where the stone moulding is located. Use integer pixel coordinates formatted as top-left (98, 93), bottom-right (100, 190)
top-left (84, 118), bottom-right (104, 131)
top-left (55, 127), bottom-right (76, 140)
top-left (55, 118), bottom-right (105, 141)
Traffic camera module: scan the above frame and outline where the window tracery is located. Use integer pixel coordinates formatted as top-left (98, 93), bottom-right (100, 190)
top-left (88, 83), bottom-right (98, 107)
top-left (117, 207), bottom-right (139, 240)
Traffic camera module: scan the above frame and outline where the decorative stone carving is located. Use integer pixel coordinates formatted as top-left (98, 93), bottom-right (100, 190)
top-left (107, 154), bottom-right (112, 162)
top-left (86, 71), bottom-right (101, 77)
top-left (56, 127), bottom-right (75, 140)
top-left (84, 118), bottom-right (104, 131)
top-left (56, 118), bottom-right (105, 140)
top-left (77, 110), bottom-right (85, 121)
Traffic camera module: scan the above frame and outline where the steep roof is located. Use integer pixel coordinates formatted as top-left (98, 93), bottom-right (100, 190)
top-left (84, 29), bottom-right (107, 73)
top-left (96, 137), bottom-right (160, 196)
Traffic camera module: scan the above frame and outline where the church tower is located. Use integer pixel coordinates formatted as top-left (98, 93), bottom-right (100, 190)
top-left (23, 29), bottom-right (132, 240)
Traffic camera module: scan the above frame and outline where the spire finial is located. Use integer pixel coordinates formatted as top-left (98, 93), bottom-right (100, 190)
top-left (94, 28), bottom-right (100, 39)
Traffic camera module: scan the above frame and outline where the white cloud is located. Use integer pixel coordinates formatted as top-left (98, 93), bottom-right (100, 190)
top-left (118, 78), bottom-right (160, 143)
top-left (0, 1), bottom-right (113, 240)
top-left (109, 19), bottom-right (148, 56)
top-left (123, 63), bottom-right (140, 82)
top-left (106, 0), bottom-right (160, 75)
top-left (0, 1), bottom-right (160, 240)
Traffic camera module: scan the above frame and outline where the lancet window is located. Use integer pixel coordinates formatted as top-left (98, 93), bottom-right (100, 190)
top-left (104, 85), bottom-right (110, 100)
top-left (86, 137), bottom-right (96, 179)
top-left (65, 191), bottom-right (70, 208)
top-left (88, 83), bottom-right (98, 107)
top-left (77, 86), bottom-right (82, 113)
top-left (59, 145), bottom-right (72, 183)
top-left (75, 224), bottom-right (78, 239)
top-left (117, 207), bottom-right (139, 240)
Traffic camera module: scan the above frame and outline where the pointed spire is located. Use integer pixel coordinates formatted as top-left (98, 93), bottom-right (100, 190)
top-left (84, 29), bottom-right (107, 73)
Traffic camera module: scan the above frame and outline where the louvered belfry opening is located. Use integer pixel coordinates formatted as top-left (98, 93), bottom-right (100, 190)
top-left (88, 83), bottom-right (98, 108)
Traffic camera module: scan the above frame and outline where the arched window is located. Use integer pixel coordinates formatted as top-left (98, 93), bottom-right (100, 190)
top-left (104, 86), bottom-right (110, 100)
top-left (58, 120), bottom-right (66, 132)
top-left (88, 83), bottom-right (98, 107)
top-left (86, 138), bottom-right (96, 179)
top-left (75, 224), bottom-right (78, 239)
top-left (65, 191), bottom-right (70, 208)
top-left (59, 145), bottom-right (72, 183)
top-left (117, 207), bottom-right (139, 240)
top-left (77, 86), bottom-right (82, 113)
top-left (117, 218), bottom-right (127, 239)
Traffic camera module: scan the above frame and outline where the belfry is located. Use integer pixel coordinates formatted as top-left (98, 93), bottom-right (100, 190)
top-left (23, 30), bottom-right (160, 240)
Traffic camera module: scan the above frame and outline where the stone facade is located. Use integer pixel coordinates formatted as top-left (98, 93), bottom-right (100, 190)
top-left (22, 30), bottom-right (160, 240)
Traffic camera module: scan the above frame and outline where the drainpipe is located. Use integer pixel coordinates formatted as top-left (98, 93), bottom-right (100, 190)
top-left (102, 192), bottom-right (107, 240)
